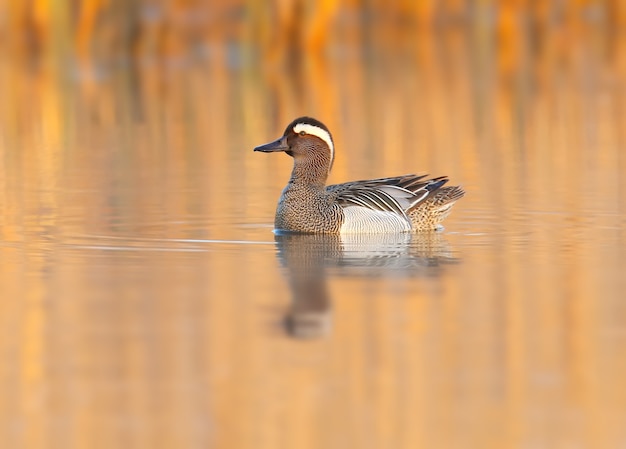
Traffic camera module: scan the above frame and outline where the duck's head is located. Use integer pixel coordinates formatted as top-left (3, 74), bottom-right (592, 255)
top-left (254, 117), bottom-right (335, 173)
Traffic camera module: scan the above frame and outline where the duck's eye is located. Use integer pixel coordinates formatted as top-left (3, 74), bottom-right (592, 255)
top-left (299, 131), bottom-right (306, 136)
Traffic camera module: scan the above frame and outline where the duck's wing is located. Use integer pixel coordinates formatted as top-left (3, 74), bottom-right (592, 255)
top-left (328, 174), bottom-right (449, 214)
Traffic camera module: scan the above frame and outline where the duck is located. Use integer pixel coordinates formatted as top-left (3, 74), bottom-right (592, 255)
top-left (254, 117), bottom-right (464, 234)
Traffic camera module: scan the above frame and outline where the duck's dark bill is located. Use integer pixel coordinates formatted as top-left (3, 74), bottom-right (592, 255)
top-left (254, 136), bottom-right (288, 152)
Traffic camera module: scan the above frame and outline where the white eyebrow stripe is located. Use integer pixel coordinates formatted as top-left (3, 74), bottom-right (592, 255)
top-left (293, 123), bottom-right (334, 162)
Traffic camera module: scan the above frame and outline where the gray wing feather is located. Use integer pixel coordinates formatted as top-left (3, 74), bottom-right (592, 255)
top-left (339, 188), bottom-right (406, 217)
top-left (328, 174), bottom-right (448, 216)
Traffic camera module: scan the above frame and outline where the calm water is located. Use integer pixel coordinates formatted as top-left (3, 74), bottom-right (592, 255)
top-left (1, 35), bottom-right (626, 448)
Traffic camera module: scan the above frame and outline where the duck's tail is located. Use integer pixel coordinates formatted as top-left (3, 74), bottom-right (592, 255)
top-left (408, 184), bottom-right (465, 231)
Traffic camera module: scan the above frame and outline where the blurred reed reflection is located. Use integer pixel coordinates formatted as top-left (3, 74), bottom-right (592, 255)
top-left (276, 231), bottom-right (459, 339)
top-left (1, 4), bottom-right (626, 447)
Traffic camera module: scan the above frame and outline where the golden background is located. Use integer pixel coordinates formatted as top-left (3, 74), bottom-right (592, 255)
top-left (0, 1), bottom-right (625, 448)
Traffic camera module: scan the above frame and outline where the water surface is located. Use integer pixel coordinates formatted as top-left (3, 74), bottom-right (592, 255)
top-left (1, 32), bottom-right (625, 449)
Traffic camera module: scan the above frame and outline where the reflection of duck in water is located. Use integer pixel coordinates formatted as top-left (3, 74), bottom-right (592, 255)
top-left (275, 232), bottom-right (459, 339)
top-left (255, 117), bottom-right (464, 234)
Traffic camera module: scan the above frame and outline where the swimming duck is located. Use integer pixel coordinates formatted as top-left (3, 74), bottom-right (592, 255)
top-left (254, 117), bottom-right (464, 233)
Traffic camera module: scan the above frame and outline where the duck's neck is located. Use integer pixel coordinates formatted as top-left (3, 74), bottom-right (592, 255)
top-left (288, 155), bottom-right (330, 188)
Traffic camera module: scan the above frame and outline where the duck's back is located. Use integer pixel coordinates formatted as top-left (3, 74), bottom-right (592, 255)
top-left (328, 174), bottom-right (464, 233)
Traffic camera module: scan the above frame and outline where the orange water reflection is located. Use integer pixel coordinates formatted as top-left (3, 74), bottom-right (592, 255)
top-left (1, 25), bottom-right (625, 449)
